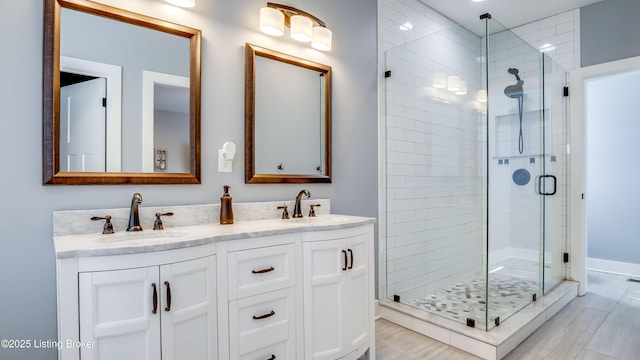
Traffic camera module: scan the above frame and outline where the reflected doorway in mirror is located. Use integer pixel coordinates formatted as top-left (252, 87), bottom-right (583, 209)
top-left (60, 56), bottom-right (122, 172)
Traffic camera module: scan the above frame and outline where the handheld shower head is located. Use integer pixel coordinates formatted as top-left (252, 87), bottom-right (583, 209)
top-left (504, 68), bottom-right (525, 154)
top-left (504, 67), bottom-right (524, 99)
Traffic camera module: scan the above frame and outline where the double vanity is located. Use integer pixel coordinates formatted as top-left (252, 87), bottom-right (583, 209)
top-left (45, 1), bottom-right (369, 358)
top-left (54, 199), bottom-right (375, 360)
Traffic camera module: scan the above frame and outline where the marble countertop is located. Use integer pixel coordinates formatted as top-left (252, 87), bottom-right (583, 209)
top-left (54, 214), bottom-right (375, 259)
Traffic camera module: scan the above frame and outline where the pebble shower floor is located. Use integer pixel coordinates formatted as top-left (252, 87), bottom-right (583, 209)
top-left (407, 273), bottom-right (538, 329)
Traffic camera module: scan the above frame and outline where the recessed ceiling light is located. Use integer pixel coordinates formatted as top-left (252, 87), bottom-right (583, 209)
top-left (472, 0), bottom-right (485, 2)
top-left (539, 43), bottom-right (556, 52)
top-left (399, 22), bottom-right (413, 31)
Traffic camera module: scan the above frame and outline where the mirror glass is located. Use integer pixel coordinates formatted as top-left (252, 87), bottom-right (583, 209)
top-left (43, 0), bottom-right (201, 185)
top-left (245, 44), bottom-right (332, 183)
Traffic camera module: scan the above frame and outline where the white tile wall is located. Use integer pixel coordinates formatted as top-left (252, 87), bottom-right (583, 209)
top-left (511, 10), bottom-right (580, 71)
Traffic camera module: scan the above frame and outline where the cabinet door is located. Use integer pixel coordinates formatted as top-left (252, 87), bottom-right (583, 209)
top-left (343, 233), bottom-right (369, 355)
top-left (303, 239), bottom-right (346, 360)
top-left (79, 267), bottom-right (161, 360)
top-left (160, 256), bottom-right (217, 360)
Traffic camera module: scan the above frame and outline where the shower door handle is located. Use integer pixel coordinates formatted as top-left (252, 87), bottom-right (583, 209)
top-left (537, 175), bottom-right (557, 196)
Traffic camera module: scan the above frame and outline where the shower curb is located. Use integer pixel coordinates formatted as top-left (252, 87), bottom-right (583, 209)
top-left (379, 281), bottom-right (579, 360)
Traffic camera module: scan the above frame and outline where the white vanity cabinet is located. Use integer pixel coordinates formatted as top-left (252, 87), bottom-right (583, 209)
top-left (78, 256), bottom-right (217, 360)
top-left (55, 212), bottom-right (375, 360)
top-left (302, 225), bottom-right (374, 360)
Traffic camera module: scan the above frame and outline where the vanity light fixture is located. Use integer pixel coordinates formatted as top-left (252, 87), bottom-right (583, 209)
top-left (165, 0), bottom-right (195, 8)
top-left (260, 6), bottom-right (284, 36)
top-left (259, 2), bottom-right (332, 51)
top-left (290, 15), bottom-right (313, 42)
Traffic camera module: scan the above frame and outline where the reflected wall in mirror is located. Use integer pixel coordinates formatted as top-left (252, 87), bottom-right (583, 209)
top-left (245, 44), bottom-right (332, 183)
top-left (43, 0), bottom-right (201, 185)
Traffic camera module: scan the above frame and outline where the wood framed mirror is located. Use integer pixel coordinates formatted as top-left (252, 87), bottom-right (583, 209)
top-left (43, 0), bottom-right (201, 185)
top-left (245, 44), bottom-right (332, 184)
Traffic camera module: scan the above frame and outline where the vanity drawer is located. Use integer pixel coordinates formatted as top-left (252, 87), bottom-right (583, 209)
top-left (229, 287), bottom-right (296, 359)
top-left (238, 338), bottom-right (292, 360)
top-left (228, 244), bottom-right (295, 299)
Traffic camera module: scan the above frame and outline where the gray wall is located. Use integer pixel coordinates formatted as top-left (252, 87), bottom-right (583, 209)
top-left (0, 0), bottom-right (377, 359)
top-left (581, 0), bottom-right (640, 67)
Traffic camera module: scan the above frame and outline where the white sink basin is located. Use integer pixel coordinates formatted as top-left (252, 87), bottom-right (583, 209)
top-left (95, 231), bottom-right (187, 243)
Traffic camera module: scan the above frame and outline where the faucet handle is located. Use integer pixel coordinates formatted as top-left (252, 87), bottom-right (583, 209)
top-left (309, 204), bottom-right (321, 217)
top-left (153, 212), bottom-right (174, 230)
top-left (277, 205), bottom-right (289, 219)
top-left (91, 215), bottom-right (114, 234)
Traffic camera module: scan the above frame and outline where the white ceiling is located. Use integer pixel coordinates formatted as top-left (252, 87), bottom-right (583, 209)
top-left (419, 0), bottom-right (603, 33)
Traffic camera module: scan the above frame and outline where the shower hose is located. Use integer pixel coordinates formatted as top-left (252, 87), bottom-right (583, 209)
top-left (518, 95), bottom-right (524, 154)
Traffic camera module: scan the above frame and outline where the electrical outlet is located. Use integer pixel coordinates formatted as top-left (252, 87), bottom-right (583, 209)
top-left (218, 149), bottom-right (232, 172)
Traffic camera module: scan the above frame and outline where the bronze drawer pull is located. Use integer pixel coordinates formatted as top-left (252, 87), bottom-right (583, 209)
top-left (252, 266), bottom-right (275, 274)
top-left (348, 249), bottom-right (354, 269)
top-left (342, 250), bottom-right (348, 271)
top-left (151, 283), bottom-right (158, 314)
top-left (252, 310), bottom-right (275, 320)
top-left (164, 281), bottom-right (172, 312)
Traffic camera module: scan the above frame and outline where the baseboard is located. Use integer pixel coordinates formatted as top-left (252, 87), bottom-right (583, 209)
top-left (588, 257), bottom-right (640, 278)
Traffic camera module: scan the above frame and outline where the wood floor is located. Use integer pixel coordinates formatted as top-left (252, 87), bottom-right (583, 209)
top-left (376, 271), bottom-right (640, 360)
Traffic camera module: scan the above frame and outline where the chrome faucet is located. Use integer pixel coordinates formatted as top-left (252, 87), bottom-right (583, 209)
top-left (127, 193), bottom-right (143, 232)
top-left (293, 189), bottom-right (311, 218)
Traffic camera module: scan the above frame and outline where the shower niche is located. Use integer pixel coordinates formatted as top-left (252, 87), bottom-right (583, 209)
top-left (381, 10), bottom-right (572, 359)
top-left (494, 110), bottom-right (545, 158)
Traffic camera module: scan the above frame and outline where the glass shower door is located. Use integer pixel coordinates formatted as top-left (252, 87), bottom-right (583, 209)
top-left (485, 17), bottom-right (543, 330)
top-left (541, 54), bottom-right (568, 293)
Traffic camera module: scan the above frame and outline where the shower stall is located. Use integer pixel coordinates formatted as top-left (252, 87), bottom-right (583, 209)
top-left (381, 15), bottom-right (569, 332)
